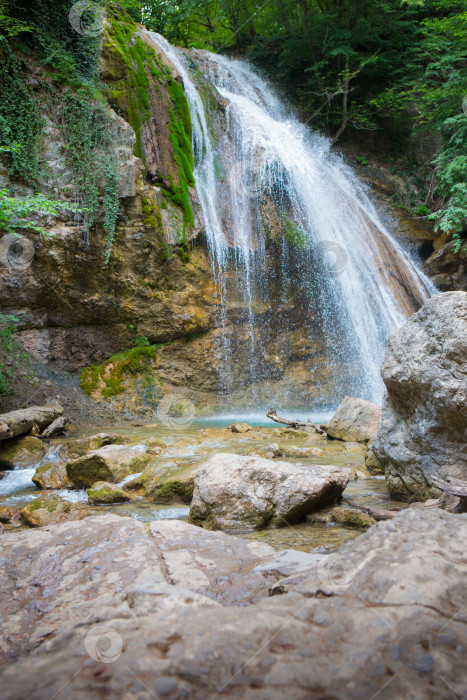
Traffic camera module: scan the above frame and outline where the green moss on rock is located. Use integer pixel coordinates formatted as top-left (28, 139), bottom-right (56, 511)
top-left (80, 344), bottom-right (160, 397)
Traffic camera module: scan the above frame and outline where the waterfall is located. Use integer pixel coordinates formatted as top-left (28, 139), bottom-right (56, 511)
top-left (147, 32), bottom-right (436, 408)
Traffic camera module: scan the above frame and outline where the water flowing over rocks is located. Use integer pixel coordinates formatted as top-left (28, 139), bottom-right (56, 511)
top-left (325, 397), bottom-right (381, 443)
top-left (188, 453), bottom-right (350, 529)
top-left (0, 509), bottom-right (465, 699)
top-left (373, 291), bottom-right (467, 499)
top-left (0, 436), bottom-right (45, 469)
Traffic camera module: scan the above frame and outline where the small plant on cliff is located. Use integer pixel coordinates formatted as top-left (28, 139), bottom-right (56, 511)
top-left (0, 312), bottom-right (18, 396)
top-left (80, 342), bottom-right (161, 397)
top-left (0, 189), bottom-right (81, 235)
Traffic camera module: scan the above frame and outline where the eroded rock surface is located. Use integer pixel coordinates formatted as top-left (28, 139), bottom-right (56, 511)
top-left (0, 509), bottom-right (465, 699)
top-left (373, 291), bottom-right (467, 499)
top-left (189, 453), bottom-right (350, 529)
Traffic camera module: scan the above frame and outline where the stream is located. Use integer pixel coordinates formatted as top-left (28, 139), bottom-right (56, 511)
top-left (0, 417), bottom-right (406, 552)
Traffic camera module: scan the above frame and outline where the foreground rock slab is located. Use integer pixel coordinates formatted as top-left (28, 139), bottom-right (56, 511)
top-left (0, 514), bottom-right (288, 664)
top-left (326, 396), bottom-right (381, 442)
top-left (189, 453), bottom-right (350, 529)
top-left (373, 291), bottom-right (467, 499)
top-left (0, 509), bottom-right (465, 699)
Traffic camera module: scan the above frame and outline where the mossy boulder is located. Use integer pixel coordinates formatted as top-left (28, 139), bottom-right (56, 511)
top-left (330, 506), bottom-right (375, 529)
top-left (87, 481), bottom-right (136, 504)
top-left (66, 444), bottom-right (150, 488)
top-left (124, 464), bottom-right (195, 503)
top-left (66, 433), bottom-right (118, 459)
top-left (0, 436), bottom-right (45, 469)
top-left (20, 495), bottom-right (89, 528)
top-left (33, 462), bottom-right (72, 490)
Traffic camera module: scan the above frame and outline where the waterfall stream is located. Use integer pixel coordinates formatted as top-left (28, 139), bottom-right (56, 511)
top-left (147, 33), bottom-right (435, 408)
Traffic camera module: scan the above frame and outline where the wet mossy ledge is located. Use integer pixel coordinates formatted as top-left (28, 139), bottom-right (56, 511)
top-left (80, 342), bottom-right (161, 399)
top-left (103, 8), bottom-right (195, 232)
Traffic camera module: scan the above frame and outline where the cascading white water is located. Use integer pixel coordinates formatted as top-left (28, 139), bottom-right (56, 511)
top-left (148, 33), bottom-right (436, 406)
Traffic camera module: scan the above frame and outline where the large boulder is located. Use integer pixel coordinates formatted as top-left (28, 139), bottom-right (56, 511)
top-left (326, 397), bottom-right (381, 443)
top-left (0, 510), bottom-right (466, 699)
top-left (373, 292), bottom-right (467, 500)
top-left (188, 453), bottom-right (349, 530)
top-left (66, 444), bottom-right (150, 488)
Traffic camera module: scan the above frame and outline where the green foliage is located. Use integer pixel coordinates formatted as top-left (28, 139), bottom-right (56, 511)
top-left (0, 312), bottom-right (17, 396)
top-left (167, 77), bottom-right (195, 227)
top-left (62, 89), bottom-right (119, 259)
top-left (80, 342), bottom-right (161, 397)
top-left (0, 36), bottom-right (41, 183)
top-left (0, 190), bottom-right (81, 235)
top-left (282, 215), bottom-right (310, 250)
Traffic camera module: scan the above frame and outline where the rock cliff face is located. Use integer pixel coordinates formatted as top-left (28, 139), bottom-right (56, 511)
top-left (373, 292), bottom-right (467, 500)
top-left (0, 14), bottom-right (220, 413)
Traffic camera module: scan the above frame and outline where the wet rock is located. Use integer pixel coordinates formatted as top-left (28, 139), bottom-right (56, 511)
top-left (32, 462), bottom-right (71, 490)
top-left (1, 510), bottom-right (466, 699)
top-left (19, 495), bottom-right (89, 528)
top-left (0, 436), bottom-right (45, 469)
top-left (373, 292), bottom-right (467, 500)
top-left (365, 439), bottom-right (383, 475)
top-left (281, 445), bottom-right (324, 458)
top-left (0, 505), bottom-right (20, 526)
top-left (189, 453), bottom-right (349, 530)
top-left (87, 481), bottom-right (135, 504)
top-left (65, 433), bottom-right (118, 459)
top-left (124, 465), bottom-right (195, 503)
top-left (425, 240), bottom-right (467, 291)
top-left (326, 397), bottom-right (381, 443)
top-left (254, 443), bottom-right (324, 459)
top-left (228, 422), bottom-right (253, 433)
top-left (66, 444), bottom-right (150, 488)
top-left (331, 505), bottom-right (375, 528)
top-left (254, 442), bottom-right (281, 458)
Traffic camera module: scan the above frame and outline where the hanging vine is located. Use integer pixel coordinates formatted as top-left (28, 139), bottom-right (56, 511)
top-left (62, 88), bottom-right (120, 259)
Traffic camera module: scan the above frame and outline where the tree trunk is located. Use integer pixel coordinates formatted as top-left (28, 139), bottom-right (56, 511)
top-left (266, 408), bottom-right (324, 434)
top-left (0, 404), bottom-right (63, 441)
top-left (333, 55), bottom-right (350, 142)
